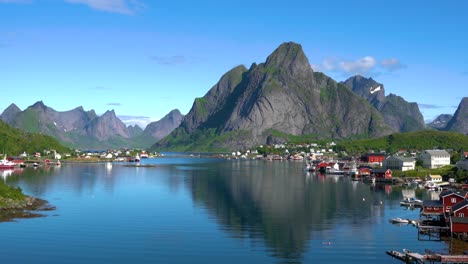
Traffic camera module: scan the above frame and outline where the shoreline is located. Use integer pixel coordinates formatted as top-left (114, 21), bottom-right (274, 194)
top-left (0, 196), bottom-right (55, 222)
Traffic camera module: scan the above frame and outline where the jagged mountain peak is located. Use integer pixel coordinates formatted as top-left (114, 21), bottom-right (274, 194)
top-left (155, 42), bottom-right (393, 151)
top-left (0, 103), bottom-right (22, 124)
top-left (30, 100), bottom-right (48, 111)
top-left (264, 42), bottom-right (312, 78)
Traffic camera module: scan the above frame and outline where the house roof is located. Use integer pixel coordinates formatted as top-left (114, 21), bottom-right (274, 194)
top-left (452, 199), bottom-right (468, 212)
top-left (366, 153), bottom-right (386, 157)
top-left (440, 190), bottom-right (467, 199)
top-left (424, 150), bottom-right (450, 156)
top-left (423, 200), bottom-right (443, 207)
top-left (450, 217), bottom-right (468, 224)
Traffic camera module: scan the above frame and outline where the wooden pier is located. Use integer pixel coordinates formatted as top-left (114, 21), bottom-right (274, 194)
top-left (388, 250), bottom-right (468, 263)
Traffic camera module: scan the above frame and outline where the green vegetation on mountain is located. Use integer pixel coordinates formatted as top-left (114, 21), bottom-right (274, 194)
top-left (334, 130), bottom-right (468, 154)
top-left (155, 127), bottom-right (252, 152)
top-left (0, 120), bottom-right (70, 155)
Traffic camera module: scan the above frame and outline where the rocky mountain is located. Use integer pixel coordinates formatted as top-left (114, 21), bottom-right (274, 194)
top-left (342, 76), bottom-right (426, 132)
top-left (342, 76), bottom-right (385, 110)
top-left (84, 110), bottom-right (130, 140)
top-left (427, 114), bottom-right (452, 129)
top-left (445, 97), bottom-right (468, 134)
top-left (127, 125), bottom-right (143, 137)
top-left (154, 42), bottom-right (393, 151)
top-left (0, 101), bottom-right (158, 149)
top-left (143, 109), bottom-right (183, 141)
top-left (0, 103), bottom-right (21, 124)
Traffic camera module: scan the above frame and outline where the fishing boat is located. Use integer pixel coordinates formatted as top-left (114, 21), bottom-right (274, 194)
top-left (400, 197), bottom-right (423, 207)
top-left (389, 217), bottom-right (409, 224)
top-left (0, 155), bottom-right (15, 169)
top-left (386, 250), bottom-right (407, 261)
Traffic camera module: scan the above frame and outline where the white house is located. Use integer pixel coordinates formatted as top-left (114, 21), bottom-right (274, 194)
top-left (419, 149), bottom-right (450, 169)
top-left (383, 156), bottom-right (416, 171)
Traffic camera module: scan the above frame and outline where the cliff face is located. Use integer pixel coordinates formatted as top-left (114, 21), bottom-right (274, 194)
top-left (342, 76), bottom-right (426, 132)
top-left (156, 42), bottom-right (392, 150)
top-left (445, 97), bottom-right (468, 134)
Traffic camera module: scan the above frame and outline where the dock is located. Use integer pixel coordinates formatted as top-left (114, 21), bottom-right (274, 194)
top-left (387, 250), bottom-right (468, 263)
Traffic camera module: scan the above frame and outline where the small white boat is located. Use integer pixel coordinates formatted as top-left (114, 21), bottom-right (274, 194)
top-left (400, 197), bottom-right (423, 207)
top-left (389, 217), bottom-right (409, 224)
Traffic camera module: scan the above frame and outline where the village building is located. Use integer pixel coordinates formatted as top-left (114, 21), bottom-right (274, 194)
top-left (419, 149), bottom-right (450, 169)
top-left (361, 153), bottom-right (386, 165)
top-left (450, 199), bottom-right (468, 234)
top-left (456, 158), bottom-right (468, 171)
top-left (439, 190), bottom-right (467, 215)
top-left (426, 174), bottom-right (443, 183)
top-left (382, 156), bottom-right (415, 171)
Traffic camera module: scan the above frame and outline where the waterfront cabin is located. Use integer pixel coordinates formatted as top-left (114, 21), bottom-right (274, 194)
top-left (440, 190), bottom-right (467, 214)
top-left (358, 167), bottom-right (371, 176)
top-left (421, 200), bottom-right (444, 216)
top-left (451, 199), bottom-right (468, 218)
top-left (450, 217), bottom-right (468, 233)
top-left (372, 169), bottom-right (392, 179)
top-left (449, 199), bottom-right (468, 234)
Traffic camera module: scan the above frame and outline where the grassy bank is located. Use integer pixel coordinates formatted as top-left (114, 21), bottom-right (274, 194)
top-left (0, 181), bottom-right (53, 222)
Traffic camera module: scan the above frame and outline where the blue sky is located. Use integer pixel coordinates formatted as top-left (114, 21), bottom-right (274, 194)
top-left (1, 0), bottom-right (467, 128)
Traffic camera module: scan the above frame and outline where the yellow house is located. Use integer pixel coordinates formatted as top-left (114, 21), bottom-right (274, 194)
top-left (426, 174), bottom-right (442, 182)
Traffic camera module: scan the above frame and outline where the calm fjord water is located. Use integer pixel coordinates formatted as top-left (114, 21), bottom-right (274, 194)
top-left (0, 157), bottom-right (451, 263)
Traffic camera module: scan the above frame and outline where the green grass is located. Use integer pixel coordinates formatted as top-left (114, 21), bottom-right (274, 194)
top-left (335, 130), bottom-right (468, 154)
top-left (0, 181), bottom-right (27, 208)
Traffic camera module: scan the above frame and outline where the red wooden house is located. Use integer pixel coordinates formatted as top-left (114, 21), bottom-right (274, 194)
top-left (361, 153), bottom-right (386, 164)
top-left (421, 200), bottom-right (444, 216)
top-left (440, 190), bottom-right (467, 214)
top-left (372, 169), bottom-right (392, 179)
top-left (450, 199), bottom-right (468, 233)
top-left (451, 199), bottom-right (468, 218)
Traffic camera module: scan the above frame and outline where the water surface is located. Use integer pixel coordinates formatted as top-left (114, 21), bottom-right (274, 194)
top-left (0, 158), bottom-right (457, 263)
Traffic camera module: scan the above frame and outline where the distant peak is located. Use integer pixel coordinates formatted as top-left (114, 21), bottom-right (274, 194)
top-left (32, 100), bottom-right (46, 108)
top-left (5, 103), bottom-right (21, 112)
top-left (169, 109), bottom-right (182, 115)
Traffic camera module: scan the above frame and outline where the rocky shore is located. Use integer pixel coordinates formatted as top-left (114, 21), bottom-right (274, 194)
top-left (0, 192), bottom-right (55, 222)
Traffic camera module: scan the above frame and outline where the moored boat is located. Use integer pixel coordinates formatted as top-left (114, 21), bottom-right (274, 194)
top-left (0, 155), bottom-right (15, 170)
top-left (400, 197), bottom-right (423, 207)
top-left (389, 217), bottom-right (409, 224)
top-left (386, 250), bottom-right (407, 261)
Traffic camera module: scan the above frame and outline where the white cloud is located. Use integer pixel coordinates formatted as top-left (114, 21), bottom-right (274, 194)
top-left (64, 0), bottom-right (143, 15)
top-left (118, 115), bottom-right (159, 129)
top-left (339, 56), bottom-right (376, 74)
top-left (381, 58), bottom-right (406, 71)
top-left (312, 56), bottom-right (405, 77)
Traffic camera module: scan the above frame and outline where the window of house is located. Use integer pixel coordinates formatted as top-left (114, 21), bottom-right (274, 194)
top-left (460, 213), bottom-right (465, 217)
top-left (451, 198), bottom-right (457, 203)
